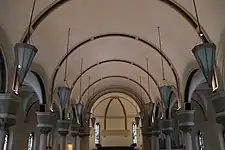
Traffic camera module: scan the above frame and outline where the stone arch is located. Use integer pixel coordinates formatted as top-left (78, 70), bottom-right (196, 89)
top-left (84, 86), bottom-right (146, 115)
top-left (78, 75), bottom-right (153, 103)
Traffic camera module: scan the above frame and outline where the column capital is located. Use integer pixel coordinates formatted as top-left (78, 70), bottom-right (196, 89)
top-left (210, 90), bottom-right (225, 126)
top-left (145, 124), bottom-right (161, 137)
top-left (160, 119), bottom-right (173, 135)
top-left (57, 119), bottom-right (70, 136)
top-left (36, 111), bottom-right (54, 134)
top-left (40, 127), bottom-right (51, 135)
top-left (177, 110), bottom-right (195, 132)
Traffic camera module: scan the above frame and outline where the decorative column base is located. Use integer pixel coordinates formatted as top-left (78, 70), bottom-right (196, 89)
top-left (177, 110), bottom-right (195, 150)
top-left (36, 112), bottom-right (54, 150)
top-left (161, 119), bottom-right (173, 150)
top-left (0, 93), bottom-right (21, 149)
top-left (58, 119), bottom-right (70, 150)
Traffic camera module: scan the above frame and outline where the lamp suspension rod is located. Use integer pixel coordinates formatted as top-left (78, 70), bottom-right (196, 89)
top-left (27, 0), bottom-right (37, 42)
top-left (79, 58), bottom-right (83, 102)
top-left (64, 28), bottom-right (71, 87)
top-left (146, 58), bottom-right (150, 94)
top-left (157, 26), bottom-right (165, 81)
top-left (192, 0), bottom-right (201, 32)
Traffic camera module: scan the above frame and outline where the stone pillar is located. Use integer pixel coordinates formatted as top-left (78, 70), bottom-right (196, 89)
top-left (0, 94), bottom-right (21, 150)
top-left (71, 119), bottom-right (81, 150)
top-left (177, 110), bottom-right (195, 150)
top-left (211, 91), bottom-right (225, 150)
top-left (147, 123), bottom-right (160, 150)
top-left (36, 112), bottom-right (54, 150)
top-left (79, 128), bottom-right (90, 150)
top-left (141, 127), bottom-right (150, 150)
top-left (57, 119), bottom-right (70, 150)
top-left (161, 119), bottom-right (173, 150)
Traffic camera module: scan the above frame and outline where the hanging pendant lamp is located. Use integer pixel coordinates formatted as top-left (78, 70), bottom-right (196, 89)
top-left (192, 43), bottom-right (216, 88)
top-left (12, 43), bottom-right (38, 94)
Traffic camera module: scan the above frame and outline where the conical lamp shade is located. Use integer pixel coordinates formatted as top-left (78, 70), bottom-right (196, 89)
top-left (146, 102), bottom-right (154, 118)
top-left (76, 102), bottom-right (84, 120)
top-left (139, 112), bottom-right (144, 126)
top-left (192, 43), bottom-right (216, 88)
top-left (85, 112), bottom-right (91, 126)
top-left (159, 85), bottom-right (172, 109)
top-left (57, 86), bottom-right (70, 110)
top-left (13, 43), bottom-right (38, 94)
top-left (91, 117), bottom-right (96, 127)
top-left (135, 116), bottom-right (140, 127)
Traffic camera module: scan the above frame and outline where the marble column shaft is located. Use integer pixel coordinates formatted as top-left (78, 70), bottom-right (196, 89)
top-left (76, 136), bottom-right (80, 150)
top-left (39, 131), bottom-right (48, 150)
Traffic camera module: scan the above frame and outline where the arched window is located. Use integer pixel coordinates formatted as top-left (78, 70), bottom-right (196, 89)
top-left (27, 132), bottom-right (34, 150)
top-left (132, 122), bottom-right (137, 144)
top-left (3, 131), bottom-right (9, 150)
top-left (198, 131), bottom-right (204, 150)
top-left (95, 122), bottom-right (100, 145)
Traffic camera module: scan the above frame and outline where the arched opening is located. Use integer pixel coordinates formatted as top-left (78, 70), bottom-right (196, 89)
top-left (89, 92), bottom-right (143, 149)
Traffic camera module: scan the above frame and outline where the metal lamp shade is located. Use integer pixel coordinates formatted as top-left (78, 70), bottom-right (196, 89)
top-left (159, 85), bottom-right (172, 109)
top-left (147, 102), bottom-right (154, 118)
top-left (57, 86), bottom-right (70, 110)
top-left (139, 112), bottom-right (144, 125)
top-left (91, 117), bottom-right (96, 127)
top-left (192, 43), bottom-right (216, 88)
top-left (13, 43), bottom-right (38, 94)
top-left (75, 102), bottom-right (84, 122)
top-left (135, 116), bottom-right (140, 127)
top-left (85, 112), bottom-right (91, 126)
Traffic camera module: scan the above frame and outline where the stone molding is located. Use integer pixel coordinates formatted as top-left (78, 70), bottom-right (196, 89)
top-left (177, 110), bottom-right (195, 132)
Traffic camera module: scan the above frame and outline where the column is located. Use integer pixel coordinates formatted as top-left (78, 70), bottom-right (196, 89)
top-left (36, 112), bottom-right (54, 150)
top-left (76, 136), bottom-right (81, 150)
top-left (71, 119), bottom-right (81, 150)
top-left (177, 110), bottom-right (195, 150)
top-left (161, 119), bottom-right (173, 150)
top-left (39, 128), bottom-right (50, 150)
top-left (80, 132), bottom-right (90, 150)
top-left (57, 119), bottom-right (70, 150)
top-left (0, 93), bottom-right (21, 149)
top-left (0, 129), bottom-right (6, 150)
top-left (211, 91), bottom-right (225, 150)
top-left (147, 124), bottom-right (160, 150)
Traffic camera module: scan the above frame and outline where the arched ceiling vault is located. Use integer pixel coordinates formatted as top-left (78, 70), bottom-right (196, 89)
top-left (92, 96), bottom-right (139, 114)
top-left (86, 86), bottom-right (145, 114)
top-left (1, 0), bottom-right (225, 105)
top-left (79, 75), bottom-right (152, 103)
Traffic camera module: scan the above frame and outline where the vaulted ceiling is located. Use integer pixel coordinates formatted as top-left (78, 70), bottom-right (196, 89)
top-left (1, 0), bottom-right (225, 104)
